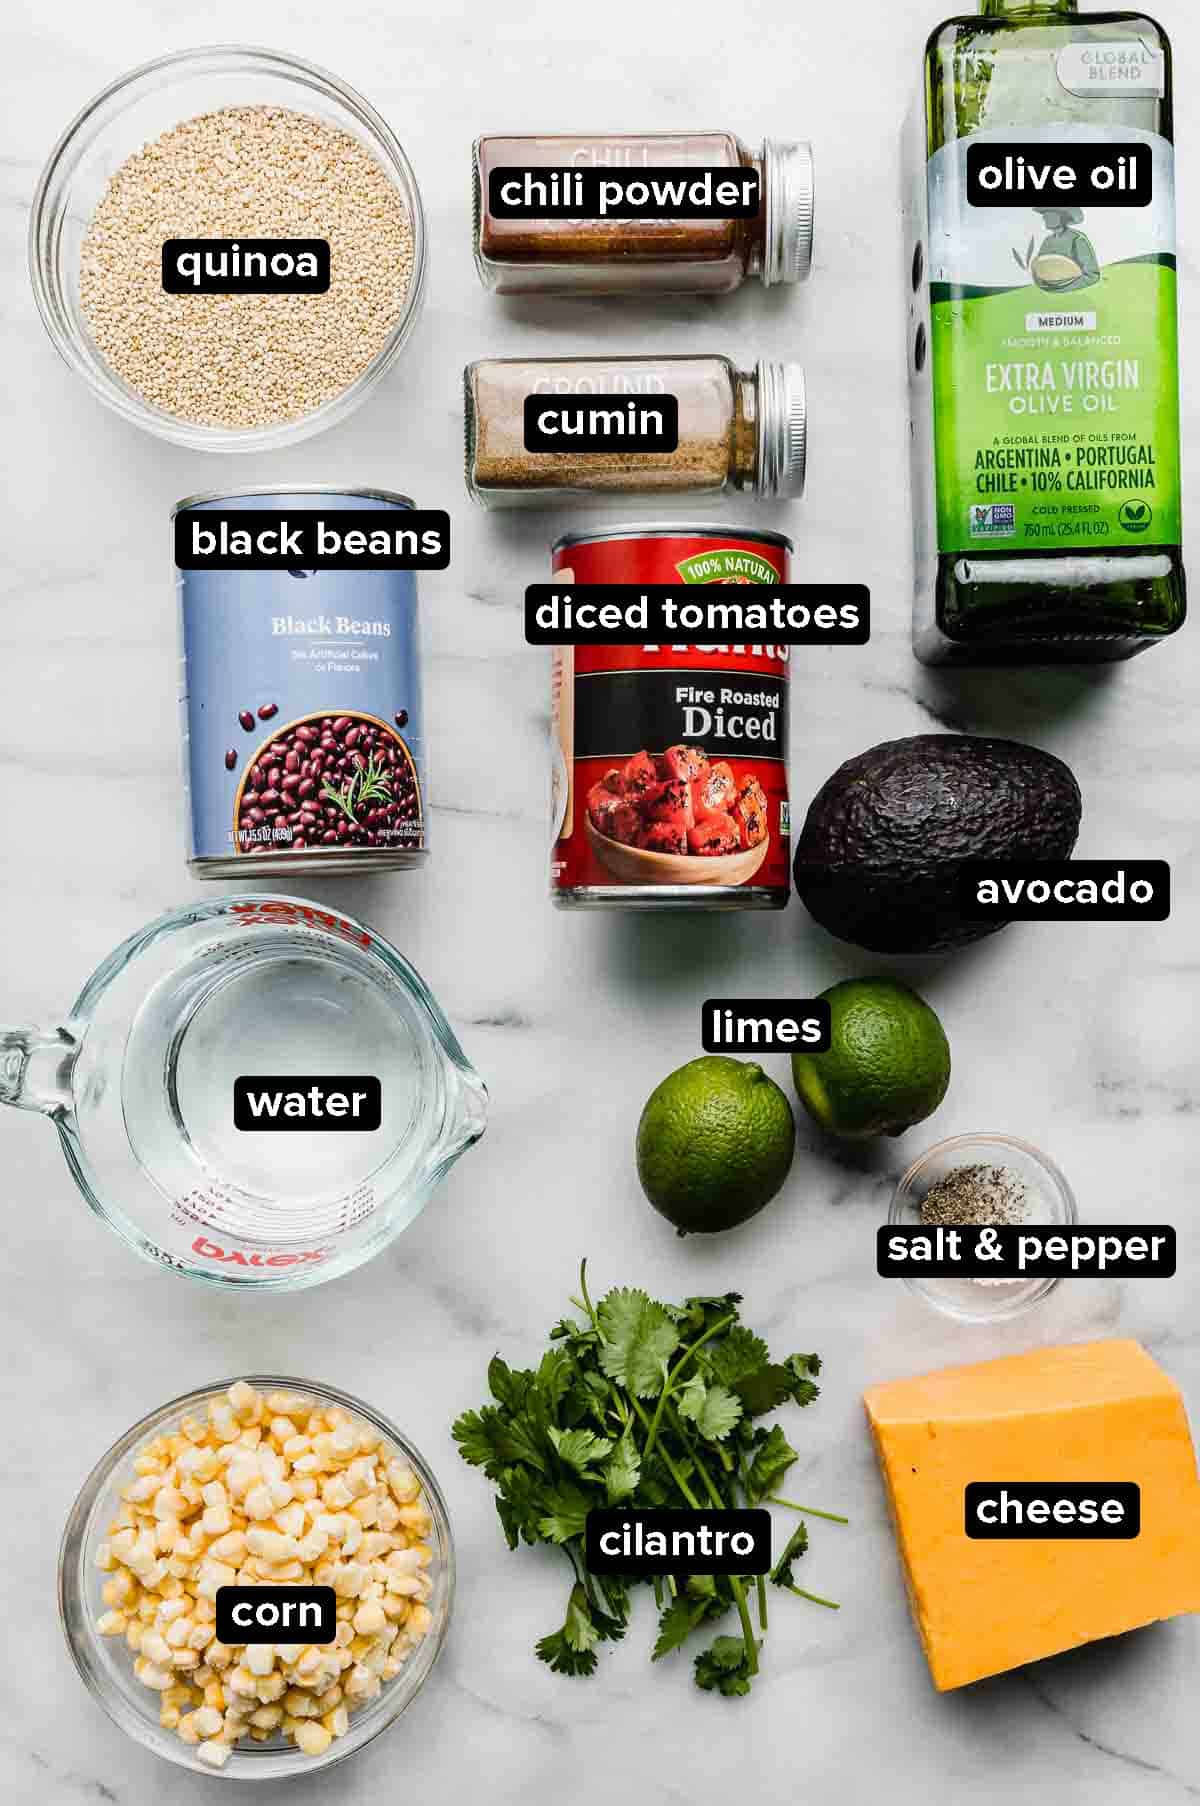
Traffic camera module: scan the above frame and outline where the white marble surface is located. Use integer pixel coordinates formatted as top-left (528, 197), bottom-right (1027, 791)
top-left (3, 0), bottom-right (1199, 1799)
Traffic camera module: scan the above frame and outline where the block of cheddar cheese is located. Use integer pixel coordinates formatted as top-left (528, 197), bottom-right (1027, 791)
top-left (864, 1339), bottom-right (1200, 1690)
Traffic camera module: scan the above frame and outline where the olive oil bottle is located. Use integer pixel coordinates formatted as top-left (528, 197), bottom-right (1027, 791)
top-left (908, 0), bottom-right (1185, 663)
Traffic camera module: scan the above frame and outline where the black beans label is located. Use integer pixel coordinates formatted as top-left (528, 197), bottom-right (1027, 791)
top-left (215, 1586), bottom-right (337, 1643)
top-left (966, 143), bottom-right (1152, 208)
top-left (959, 860), bottom-right (1170, 921)
top-left (524, 394), bottom-right (679, 454)
top-left (878, 1224), bottom-right (1176, 1279)
top-left (234, 1076), bottom-right (382, 1132)
top-left (525, 585), bottom-right (870, 646)
top-left (162, 238), bottom-right (331, 293)
top-left (585, 1509), bottom-right (772, 1576)
top-left (489, 165), bottom-right (761, 221)
top-left (702, 1000), bottom-right (830, 1054)
top-left (964, 1484), bottom-right (1140, 1540)
top-left (175, 508), bottom-right (450, 571)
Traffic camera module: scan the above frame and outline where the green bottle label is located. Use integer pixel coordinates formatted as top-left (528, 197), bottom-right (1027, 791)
top-left (929, 127), bottom-right (1180, 554)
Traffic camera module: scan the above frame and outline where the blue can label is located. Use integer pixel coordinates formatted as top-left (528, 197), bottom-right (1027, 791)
top-left (178, 493), bottom-right (426, 864)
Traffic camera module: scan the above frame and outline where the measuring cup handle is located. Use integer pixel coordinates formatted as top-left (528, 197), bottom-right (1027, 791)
top-left (0, 1025), bottom-right (75, 1116)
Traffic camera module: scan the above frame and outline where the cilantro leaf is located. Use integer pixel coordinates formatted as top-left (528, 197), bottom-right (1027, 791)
top-left (597, 1288), bottom-right (679, 1398)
top-left (547, 1427), bottom-right (613, 1474)
top-left (452, 1404), bottom-right (549, 1477)
top-left (602, 1429), bottom-right (641, 1503)
top-left (493, 1466), bottom-right (543, 1550)
top-left (731, 1364), bottom-right (800, 1418)
top-left (706, 1323), bottom-right (770, 1388)
top-left (673, 1293), bottom-right (744, 1335)
top-left (536, 1585), bottom-right (600, 1676)
top-left (653, 1595), bottom-right (702, 1660)
top-left (694, 1634), bottom-right (757, 1697)
top-left (783, 1353), bottom-right (822, 1407)
top-left (744, 1424), bottom-right (799, 1502)
top-left (537, 1346), bottom-right (577, 1414)
top-left (770, 1522), bottom-right (809, 1588)
top-left (536, 1482), bottom-right (593, 1544)
top-left (487, 1354), bottom-right (531, 1413)
top-left (676, 1375), bottom-right (743, 1443)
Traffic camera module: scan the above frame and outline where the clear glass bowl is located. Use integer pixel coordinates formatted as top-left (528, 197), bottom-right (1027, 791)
top-left (29, 46), bottom-right (427, 451)
top-left (889, 1131), bottom-right (1078, 1325)
top-left (59, 1376), bottom-right (454, 1780)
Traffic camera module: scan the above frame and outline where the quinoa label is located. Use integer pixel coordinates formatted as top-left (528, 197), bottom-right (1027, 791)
top-left (175, 508), bottom-right (450, 570)
top-left (964, 1485), bottom-right (1140, 1540)
top-left (877, 1225), bottom-right (1176, 1279)
top-left (960, 859), bottom-right (1170, 920)
top-left (161, 237), bottom-right (331, 294)
top-left (488, 165), bottom-right (761, 220)
top-left (929, 125), bottom-right (1180, 554)
top-left (215, 1586), bottom-right (337, 1643)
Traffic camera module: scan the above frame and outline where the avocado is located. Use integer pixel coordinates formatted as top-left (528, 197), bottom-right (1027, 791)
top-left (793, 734), bottom-right (1082, 954)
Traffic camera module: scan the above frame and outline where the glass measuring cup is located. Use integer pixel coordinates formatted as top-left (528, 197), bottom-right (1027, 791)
top-left (0, 895), bottom-right (487, 1288)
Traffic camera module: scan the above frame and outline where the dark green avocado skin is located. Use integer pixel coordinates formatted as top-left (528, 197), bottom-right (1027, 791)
top-left (793, 734), bottom-right (1083, 954)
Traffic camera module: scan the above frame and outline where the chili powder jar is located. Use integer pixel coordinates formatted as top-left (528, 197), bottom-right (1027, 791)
top-left (473, 133), bottom-right (814, 295)
top-left (550, 523), bottom-right (793, 911)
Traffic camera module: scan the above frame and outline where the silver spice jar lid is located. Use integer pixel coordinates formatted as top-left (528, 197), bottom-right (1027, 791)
top-left (762, 140), bottom-right (815, 286)
top-left (755, 361), bottom-right (808, 500)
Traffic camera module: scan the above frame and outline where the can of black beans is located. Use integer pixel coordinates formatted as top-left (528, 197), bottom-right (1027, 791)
top-left (175, 488), bottom-right (427, 878)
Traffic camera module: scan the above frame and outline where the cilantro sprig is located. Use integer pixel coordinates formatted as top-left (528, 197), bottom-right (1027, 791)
top-left (452, 1262), bottom-right (846, 1699)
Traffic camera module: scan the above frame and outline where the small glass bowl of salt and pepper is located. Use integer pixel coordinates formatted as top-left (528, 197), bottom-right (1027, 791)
top-left (889, 1133), bottom-right (1078, 1325)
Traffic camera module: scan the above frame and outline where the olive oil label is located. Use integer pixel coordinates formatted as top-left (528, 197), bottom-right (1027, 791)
top-left (1056, 42), bottom-right (1165, 101)
top-left (929, 125), bottom-right (1179, 555)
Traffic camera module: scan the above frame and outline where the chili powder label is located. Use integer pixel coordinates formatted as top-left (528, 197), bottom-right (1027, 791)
top-left (550, 528), bottom-right (791, 906)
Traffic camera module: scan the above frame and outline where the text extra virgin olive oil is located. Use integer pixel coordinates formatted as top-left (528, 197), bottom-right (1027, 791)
top-left (908, 0), bottom-right (1185, 663)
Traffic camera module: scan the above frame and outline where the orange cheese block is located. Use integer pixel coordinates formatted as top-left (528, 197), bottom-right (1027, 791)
top-left (864, 1339), bottom-right (1200, 1691)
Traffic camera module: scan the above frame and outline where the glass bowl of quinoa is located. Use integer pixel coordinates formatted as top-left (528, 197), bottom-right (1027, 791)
top-left (888, 1131), bottom-right (1078, 1324)
top-left (29, 46), bottom-right (427, 450)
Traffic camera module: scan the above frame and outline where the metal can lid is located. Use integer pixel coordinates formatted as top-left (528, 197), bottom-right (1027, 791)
top-left (551, 521), bottom-right (794, 554)
top-left (172, 485), bottom-right (416, 516)
top-left (754, 363), bottom-right (807, 501)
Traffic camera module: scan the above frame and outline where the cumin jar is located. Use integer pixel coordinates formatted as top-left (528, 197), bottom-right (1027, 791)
top-left (175, 487), bottom-right (427, 878)
top-left (464, 356), bottom-right (806, 508)
top-left (473, 133), bottom-right (814, 295)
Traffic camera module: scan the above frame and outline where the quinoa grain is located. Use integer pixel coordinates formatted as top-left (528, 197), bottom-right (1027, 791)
top-left (80, 106), bottom-right (414, 430)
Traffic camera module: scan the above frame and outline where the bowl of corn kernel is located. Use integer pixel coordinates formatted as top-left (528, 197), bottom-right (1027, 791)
top-left (58, 1377), bottom-right (453, 1777)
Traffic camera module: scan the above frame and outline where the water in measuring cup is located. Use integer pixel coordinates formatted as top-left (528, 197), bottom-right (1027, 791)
top-left (122, 933), bottom-right (437, 1245)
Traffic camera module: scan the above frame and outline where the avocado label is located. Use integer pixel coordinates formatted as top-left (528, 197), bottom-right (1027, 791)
top-left (959, 859), bottom-right (1169, 921)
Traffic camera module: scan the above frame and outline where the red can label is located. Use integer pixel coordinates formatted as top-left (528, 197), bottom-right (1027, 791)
top-left (551, 530), bottom-right (791, 903)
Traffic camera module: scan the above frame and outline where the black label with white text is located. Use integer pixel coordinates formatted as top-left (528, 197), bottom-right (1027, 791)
top-left (878, 1224), bottom-right (1175, 1279)
top-left (526, 585), bottom-right (869, 645)
top-left (966, 142), bottom-right (1152, 208)
top-left (585, 1508), bottom-right (772, 1576)
top-left (960, 860), bottom-right (1170, 921)
top-left (215, 1586), bottom-right (337, 1643)
top-left (162, 238), bottom-right (331, 293)
top-left (489, 166), bottom-right (761, 221)
top-left (174, 508), bottom-right (450, 571)
top-left (524, 394), bottom-right (679, 454)
top-left (964, 1484), bottom-right (1140, 1539)
top-left (234, 1076), bottom-right (382, 1132)
top-left (702, 1000), bottom-right (830, 1054)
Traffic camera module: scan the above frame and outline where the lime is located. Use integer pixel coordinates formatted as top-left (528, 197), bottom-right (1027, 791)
top-left (792, 978), bottom-right (950, 1140)
top-left (636, 1056), bottom-right (795, 1236)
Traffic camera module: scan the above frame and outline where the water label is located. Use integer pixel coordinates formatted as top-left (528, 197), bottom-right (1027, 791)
top-left (233, 1076), bottom-right (382, 1131)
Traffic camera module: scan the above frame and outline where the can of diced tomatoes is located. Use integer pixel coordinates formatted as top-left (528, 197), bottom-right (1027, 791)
top-left (550, 523), bottom-right (792, 910)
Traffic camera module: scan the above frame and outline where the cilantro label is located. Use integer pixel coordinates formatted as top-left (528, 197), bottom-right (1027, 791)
top-left (586, 1508), bottom-right (772, 1576)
